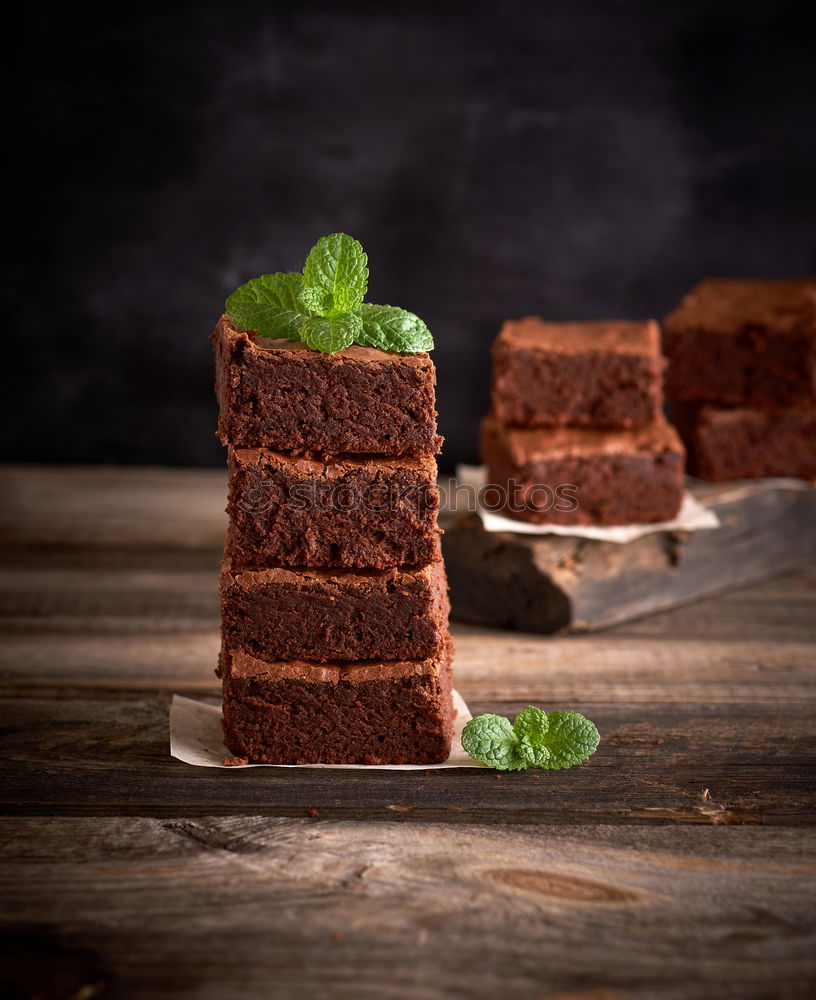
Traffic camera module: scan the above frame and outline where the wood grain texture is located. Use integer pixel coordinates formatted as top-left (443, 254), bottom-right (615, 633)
top-left (1, 626), bottom-right (814, 706)
top-left (0, 465), bottom-right (814, 998)
top-left (443, 482), bottom-right (816, 633)
top-left (1, 694), bottom-right (813, 825)
top-left (0, 464), bottom-right (227, 551)
top-left (1, 818), bottom-right (814, 1000)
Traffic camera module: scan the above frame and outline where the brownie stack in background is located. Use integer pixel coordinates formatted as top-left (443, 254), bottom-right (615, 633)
top-left (480, 317), bottom-right (685, 525)
top-left (664, 278), bottom-right (816, 482)
top-left (212, 316), bottom-right (454, 765)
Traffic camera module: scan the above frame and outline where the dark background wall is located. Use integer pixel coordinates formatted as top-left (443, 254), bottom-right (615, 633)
top-left (4, 0), bottom-right (815, 471)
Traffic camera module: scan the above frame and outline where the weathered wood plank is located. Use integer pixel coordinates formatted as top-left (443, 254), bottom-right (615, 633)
top-left (0, 632), bottom-right (221, 692)
top-left (1, 818), bottom-right (814, 1000)
top-left (0, 567), bottom-right (220, 623)
top-left (1, 696), bottom-right (813, 824)
top-left (1, 468), bottom-right (814, 999)
top-left (2, 563), bottom-right (815, 640)
top-left (0, 464), bottom-right (226, 551)
top-left (1, 628), bottom-right (814, 708)
top-left (443, 481), bottom-right (816, 633)
top-left (608, 564), bottom-right (816, 640)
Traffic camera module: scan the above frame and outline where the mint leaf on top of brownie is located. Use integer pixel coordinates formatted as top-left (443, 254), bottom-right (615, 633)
top-left (225, 272), bottom-right (308, 343)
top-left (462, 706), bottom-right (600, 771)
top-left (358, 303), bottom-right (433, 353)
top-left (225, 234), bottom-right (434, 354)
top-left (300, 312), bottom-right (363, 354)
top-left (300, 232), bottom-right (368, 317)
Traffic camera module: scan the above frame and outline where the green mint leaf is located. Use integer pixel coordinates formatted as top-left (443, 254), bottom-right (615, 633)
top-left (225, 272), bottom-right (308, 341)
top-left (461, 713), bottom-right (528, 771)
top-left (462, 707), bottom-right (600, 771)
top-left (301, 311), bottom-right (362, 354)
top-left (513, 705), bottom-right (549, 744)
top-left (223, 233), bottom-right (435, 354)
top-left (533, 710), bottom-right (601, 770)
top-left (357, 303), bottom-right (434, 353)
top-left (301, 233), bottom-right (368, 317)
top-left (513, 706), bottom-right (552, 767)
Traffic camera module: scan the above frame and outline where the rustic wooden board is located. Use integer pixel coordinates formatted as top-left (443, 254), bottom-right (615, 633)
top-left (443, 481), bottom-right (816, 633)
top-left (3, 692), bottom-right (814, 825)
top-left (0, 465), bottom-right (815, 998)
top-left (1, 817), bottom-right (814, 1000)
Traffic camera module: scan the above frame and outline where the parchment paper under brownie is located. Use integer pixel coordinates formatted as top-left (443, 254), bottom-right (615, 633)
top-left (663, 277), bottom-right (816, 408)
top-left (219, 642), bottom-right (454, 765)
top-left (213, 316), bottom-right (442, 455)
top-left (491, 317), bottom-right (664, 429)
top-left (480, 413), bottom-right (685, 525)
top-left (226, 447), bottom-right (441, 570)
top-left (220, 557), bottom-right (450, 662)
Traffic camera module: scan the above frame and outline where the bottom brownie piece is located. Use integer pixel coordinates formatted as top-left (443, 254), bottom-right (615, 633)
top-left (673, 404), bottom-right (816, 481)
top-left (220, 642), bottom-right (454, 765)
top-left (480, 413), bottom-right (685, 525)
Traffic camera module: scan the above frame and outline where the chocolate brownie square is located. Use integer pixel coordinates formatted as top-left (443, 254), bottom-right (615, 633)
top-left (213, 316), bottom-right (442, 455)
top-left (663, 278), bottom-right (816, 407)
top-left (226, 448), bottom-right (441, 570)
top-left (672, 403), bottom-right (816, 482)
top-left (220, 557), bottom-right (450, 662)
top-left (480, 414), bottom-right (685, 525)
top-left (219, 642), bottom-right (454, 764)
top-left (490, 316), bottom-right (664, 429)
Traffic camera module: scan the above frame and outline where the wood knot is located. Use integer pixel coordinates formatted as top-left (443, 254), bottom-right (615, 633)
top-left (487, 868), bottom-right (643, 905)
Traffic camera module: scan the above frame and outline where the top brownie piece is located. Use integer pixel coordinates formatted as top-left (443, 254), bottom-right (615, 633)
top-left (663, 278), bottom-right (816, 407)
top-left (491, 317), bottom-right (664, 428)
top-left (212, 316), bottom-right (442, 455)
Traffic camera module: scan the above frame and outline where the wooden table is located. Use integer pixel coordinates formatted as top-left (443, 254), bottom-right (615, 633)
top-left (2, 465), bottom-right (815, 999)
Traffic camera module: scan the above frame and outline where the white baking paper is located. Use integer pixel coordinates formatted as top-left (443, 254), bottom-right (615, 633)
top-left (170, 690), bottom-right (487, 769)
top-left (454, 465), bottom-right (720, 544)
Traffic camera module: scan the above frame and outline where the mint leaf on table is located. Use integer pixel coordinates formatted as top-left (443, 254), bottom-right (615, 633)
top-left (460, 714), bottom-right (528, 771)
top-left (301, 233), bottom-right (368, 317)
top-left (537, 710), bottom-right (601, 769)
top-left (301, 312), bottom-right (363, 354)
top-left (358, 303), bottom-right (434, 352)
top-left (225, 272), bottom-right (308, 341)
top-left (461, 707), bottom-right (600, 771)
top-left (224, 233), bottom-right (432, 354)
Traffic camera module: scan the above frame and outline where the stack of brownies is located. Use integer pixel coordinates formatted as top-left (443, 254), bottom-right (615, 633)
top-left (664, 278), bottom-right (816, 482)
top-left (480, 317), bottom-right (685, 525)
top-left (212, 316), bottom-right (454, 764)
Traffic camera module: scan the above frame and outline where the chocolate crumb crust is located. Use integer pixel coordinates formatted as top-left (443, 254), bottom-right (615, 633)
top-left (491, 316), bottom-right (665, 429)
top-left (212, 316), bottom-right (442, 455)
top-left (663, 278), bottom-right (816, 407)
top-left (220, 557), bottom-right (451, 662)
top-left (220, 641), bottom-right (454, 765)
top-left (226, 447), bottom-right (441, 570)
top-left (479, 414), bottom-right (685, 526)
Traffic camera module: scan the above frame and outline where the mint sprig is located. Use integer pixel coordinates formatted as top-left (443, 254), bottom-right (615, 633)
top-left (461, 707), bottom-right (600, 771)
top-left (225, 234), bottom-right (433, 354)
